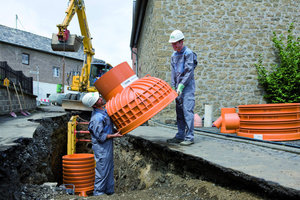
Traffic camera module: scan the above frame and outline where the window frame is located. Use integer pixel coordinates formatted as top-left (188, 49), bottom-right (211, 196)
top-left (22, 53), bottom-right (30, 65)
top-left (53, 66), bottom-right (60, 78)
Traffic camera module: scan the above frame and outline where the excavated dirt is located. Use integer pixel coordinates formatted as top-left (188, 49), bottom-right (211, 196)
top-left (0, 113), bottom-right (268, 200)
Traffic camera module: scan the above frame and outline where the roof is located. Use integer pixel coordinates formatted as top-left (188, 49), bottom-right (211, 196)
top-left (0, 24), bottom-right (84, 61)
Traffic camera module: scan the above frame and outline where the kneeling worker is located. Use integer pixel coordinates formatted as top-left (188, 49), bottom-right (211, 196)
top-left (82, 92), bottom-right (123, 196)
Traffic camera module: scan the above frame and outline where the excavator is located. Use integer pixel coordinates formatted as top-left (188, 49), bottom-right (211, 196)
top-left (51, 0), bottom-right (112, 111)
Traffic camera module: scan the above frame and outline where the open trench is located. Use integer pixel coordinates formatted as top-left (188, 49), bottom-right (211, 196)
top-left (0, 112), bottom-right (279, 200)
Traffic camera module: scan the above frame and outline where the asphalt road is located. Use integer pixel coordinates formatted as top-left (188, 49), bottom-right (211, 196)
top-left (0, 106), bottom-right (66, 151)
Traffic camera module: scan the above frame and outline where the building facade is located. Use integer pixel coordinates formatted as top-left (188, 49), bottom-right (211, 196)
top-left (0, 24), bottom-right (84, 103)
top-left (131, 0), bottom-right (300, 122)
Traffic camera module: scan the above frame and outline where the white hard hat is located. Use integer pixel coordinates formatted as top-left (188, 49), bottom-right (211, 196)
top-left (169, 30), bottom-right (184, 43)
top-left (82, 92), bottom-right (99, 107)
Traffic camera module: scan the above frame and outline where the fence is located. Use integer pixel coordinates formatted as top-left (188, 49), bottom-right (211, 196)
top-left (0, 61), bottom-right (33, 94)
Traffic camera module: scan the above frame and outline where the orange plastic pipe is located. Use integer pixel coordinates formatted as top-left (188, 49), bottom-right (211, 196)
top-left (63, 159), bottom-right (94, 165)
top-left (63, 153), bottom-right (94, 161)
top-left (220, 108), bottom-right (236, 133)
top-left (224, 113), bottom-right (240, 130)
top-left (239, 119), bottom-right (300, 129)
top-left (77, 186), bottom-right (94, 197)
top-left (63, 167), bottom-right (94, 173)
top-left (238, 103), bottom-right (300, 114)
top-left (237, 132), bottom-right (300, 141)
top-left (63, 175), bottom-right (95, 181)
top-left (62, 179), bottom-right (94, 185)
top-left (213, 116), bottom-right (222, 128)
top-left (62, 153), bottom-right (95, 197)
top-left (63, 163), bottom-right (95, 169)
top-left (63, 170), bottom-right (94, 177)
top-left (212, 103), bottom-right (300, 141)
top-left (94, 62), bottom-right (137, 101)
top-left (239, 127), bottom-right (300, 134)
top-left (238, 103), bottom-right (300, 141)
top-left (239, 112), bottom-right (300, 121)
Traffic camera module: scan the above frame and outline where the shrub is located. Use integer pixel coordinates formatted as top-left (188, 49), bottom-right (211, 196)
top-left (255, 23), bottom-right (300, 103)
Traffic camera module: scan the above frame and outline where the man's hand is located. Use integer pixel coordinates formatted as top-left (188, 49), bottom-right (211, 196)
top-left (112, 132), bottom-right (123, 138)
top-left (176, 83), bottom-right (184, 96)
top-left (107, 132), bottom-right (123, 139)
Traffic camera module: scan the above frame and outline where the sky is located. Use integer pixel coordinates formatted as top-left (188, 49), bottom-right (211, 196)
top-left (0, 0), bottom-right (133, 67)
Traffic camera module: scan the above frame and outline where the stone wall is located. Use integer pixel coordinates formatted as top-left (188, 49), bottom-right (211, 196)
top-left (0, 85), bottom-right (36, 116)
top-left (137, 0), bottom-right (300, 122)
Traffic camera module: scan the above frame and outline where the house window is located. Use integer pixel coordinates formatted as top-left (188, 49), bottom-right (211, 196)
top-left (22, 53), bottom-right (29, 65)
top-left (53, 67), bottom-right (60, 77)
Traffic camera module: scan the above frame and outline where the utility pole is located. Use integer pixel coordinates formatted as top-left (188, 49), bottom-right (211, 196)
top-left (29, 66), bottom-right (40, 100)
top-left (15, 14), bottom-right (25, 30)
top-left (62, 57), bottom-right (65, 93)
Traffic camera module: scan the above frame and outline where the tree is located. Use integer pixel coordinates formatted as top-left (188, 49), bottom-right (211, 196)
top-left (256, 23), bottom-right (300, 103)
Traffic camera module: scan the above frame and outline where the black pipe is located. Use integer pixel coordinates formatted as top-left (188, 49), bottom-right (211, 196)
top-left (196, 128), bottom-right (300, 150)
top-left (153, 120), bottom-right (300, 150)
top-left (130, 0), bottom-right (148, 48)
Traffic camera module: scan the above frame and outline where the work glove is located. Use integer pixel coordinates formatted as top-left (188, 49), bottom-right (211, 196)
top-left (176, 83), bottom-right (184, 96)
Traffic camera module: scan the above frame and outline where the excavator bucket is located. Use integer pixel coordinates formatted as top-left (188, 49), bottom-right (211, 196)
top-left (51, 33), bottom-right (82, 52)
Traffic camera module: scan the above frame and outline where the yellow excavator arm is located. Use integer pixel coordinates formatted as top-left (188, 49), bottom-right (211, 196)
top-left (51, 0), bottom-right (112, 111)
top-left (51, 0), bottom-right (96, 92)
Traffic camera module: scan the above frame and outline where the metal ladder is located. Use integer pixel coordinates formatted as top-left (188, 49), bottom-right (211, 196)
top-left (67, 115), bottom-right (91, 155)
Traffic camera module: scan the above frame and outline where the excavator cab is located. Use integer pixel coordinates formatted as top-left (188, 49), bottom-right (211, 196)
top-left (61, 61), bottom-right (112, 111)
top-left (90, 61), bottom-right (113, 86)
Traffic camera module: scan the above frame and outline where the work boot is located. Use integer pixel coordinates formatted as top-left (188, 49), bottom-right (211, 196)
top-left (167, 137), bottom-right (183, 144)
top-left (180, 140), bottom-right (194, 146)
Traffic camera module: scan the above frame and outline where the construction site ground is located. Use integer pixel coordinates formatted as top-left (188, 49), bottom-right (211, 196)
top-left (1, 106), bottom-right (300, 199)
top-left (129, 125), bottom-right (300, 196)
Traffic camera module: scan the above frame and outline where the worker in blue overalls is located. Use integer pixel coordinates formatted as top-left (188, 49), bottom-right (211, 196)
top-left (167, 30), bottom-right (198, 146)
top-left (82, 92), bottom-right (122, 196)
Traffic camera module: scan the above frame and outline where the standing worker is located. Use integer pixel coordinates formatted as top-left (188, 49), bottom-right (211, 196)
top-left (167, 30), bottom-right (198, 146)
top-left (82, 92), bottom-right (123, 196)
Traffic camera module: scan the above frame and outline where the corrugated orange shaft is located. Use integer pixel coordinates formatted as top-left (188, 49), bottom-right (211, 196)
top-left (62, 153), bottom-right (95, 197)
top-left (237, 103), bottom-right (300, 141)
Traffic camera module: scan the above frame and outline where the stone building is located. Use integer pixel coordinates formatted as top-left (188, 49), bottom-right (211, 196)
top-left (130, 0), bottom-right (300, 122)
top-left (0, 24), bottom-right (84, 103)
